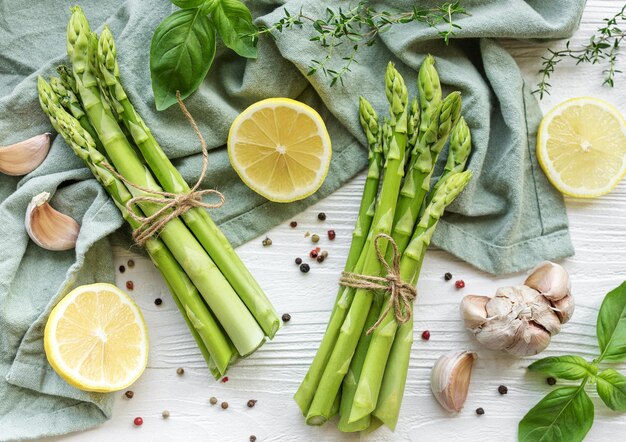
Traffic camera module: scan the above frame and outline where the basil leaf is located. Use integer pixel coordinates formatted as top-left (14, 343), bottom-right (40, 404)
top-left (597, 281), bottom-right (626, 362)
top-left (212, 0), bottom-right (257, 59)
top-left (597, 369), bottom-right (626, 411)
top-left (518, 386), bottom-right (593, 442)
top-left (171, 0), bottom-right (206, 8)
top-left (150, 9), bottom-right (216, 110)
top-left (528, 356), bottom-right (596, 380)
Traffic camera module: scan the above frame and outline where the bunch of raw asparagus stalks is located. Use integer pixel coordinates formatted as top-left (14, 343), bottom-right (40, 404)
top-left (37, 7), bottom-right (280, 379)
top-left (295, 59), bottom-right (472, 432)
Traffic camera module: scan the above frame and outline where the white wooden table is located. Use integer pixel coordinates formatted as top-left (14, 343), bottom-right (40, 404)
top-left (47, 2), bottom-right (626, 441)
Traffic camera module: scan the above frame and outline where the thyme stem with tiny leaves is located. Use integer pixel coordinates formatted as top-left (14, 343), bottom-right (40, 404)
top-left (535, 4), bottom-right (626, 99)
top-left (254, 1), bottom-right (466, 86)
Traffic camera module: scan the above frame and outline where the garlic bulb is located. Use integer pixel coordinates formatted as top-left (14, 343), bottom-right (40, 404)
top-left (25, 191), bottom-right (80, 251)
top-left (431, 350), bottom-right (476, 412)
top-left (524, 261), bottom-right (570, 301)
top-left (461, 285), bottom-right (572, 357)
top-left (0, 133), bottom-right (51, 176)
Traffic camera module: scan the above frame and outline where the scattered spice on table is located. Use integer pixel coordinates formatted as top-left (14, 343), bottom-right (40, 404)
top-left (126, 281), bottom-right (134, 290)
top-left (300, 263), bottom-right (310, 273)
top-left (221, 376), bottom-right (229, 383)
top-left (247, 399), bottom-right (257, 408)
top-left (290, 221), bottom-right (297, 228)
top-left (282, 313), bottom-right (291, 322)
top-left (210, 397), bottom-right (218, 405)
top-left (133, 417), bottom-right (143, 426)
top-left (327, 229), bottom-right (336, 240)
top-left (421, 330), bottom-right (431, 340)
top-left (221, 402), bottom-right (229, 409)
top-left (310, 249), bottom-right (319, 259)
top-left (311, 234), bottom-right (320, 243)
top-left (127, 259), bottom-right (135, 268)
top-left (318, 212), bottom-right (326, 221)
top-left (124, 390), bottom-right (134, 399)
top-left (317, 255), bottom-right (325, 263)
top-left (162, 410), bottom-right (170, 419)
top-left (119, 265), bottom-right (125, 273)
top-left (476, 407), bottom-right (485, 415)
top-left (295, 257), bottom-right (302, 265)
top-left (444, 272), bottom-right (452, 281)
top-left (547, 377), bottom-right (557, 385)
top-left (262, 237), bottom-right (272, 247)
top-left (249, 436), bottom-right (257, 442)
top-left (321, 250), bottom-right (328, 258)
top-left (176, 367), bottom-right (184, 375)
top-left (154, 298), bottom-right (162, 306)
top-left (304, 231), bottom-right (310, 238)
top-left (498, 385), bottom-right (508, 395)
top-left (455, 280), bottom-right (465, 289)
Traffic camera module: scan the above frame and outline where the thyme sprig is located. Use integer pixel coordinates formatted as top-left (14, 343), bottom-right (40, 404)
top-left (255, 1), bottom-right (466, 86)
top-left (535, 4), bottom-right (626, 99)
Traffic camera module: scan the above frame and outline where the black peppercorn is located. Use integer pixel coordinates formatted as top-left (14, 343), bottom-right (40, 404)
top-left (221, 402), bottom-right (228, 409)
top-left (300, 263), bottom-right (310, 273)
top-left (444, 272), bottom-right (452, 281)
top-left (290, 221), bottom-right (297, 228)
top-left (154, 298), bottom-right (162, 306)
top-left (210, 397), bottom-right (218, 405)
top-left (176, 367), bottom-right (184, 375)
top-left (127, 259), bottom-right (135, 268)
top-left (247, 399), bottom-right (257, 408)
top-left (317, 255), bottom-right (325, 263)
top-left (295, 257), bottom-right (302, 265)
top-left (317, 212), bottom-right (326, 221)
top-left (282, 313), bottom-right (291, 322)
top-left (476, 407), bottom-right (485, 415)
top-left (547, 377), bottom-right (557, 385)
top-left (498, 385), bottom-right (508, 395)
top-left (124, 390), bottom-right (134, 399)
top-left (250, 436), bottom-right (257, 442)
top-left (119, 265), bottom-right (125, 273)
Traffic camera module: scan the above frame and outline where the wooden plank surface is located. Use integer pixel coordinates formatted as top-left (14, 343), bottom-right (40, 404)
top-left (46, 1), bottom-right (626, 441)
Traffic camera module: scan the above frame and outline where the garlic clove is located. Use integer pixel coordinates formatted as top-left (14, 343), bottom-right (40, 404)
top-left (25, 191), bottom-right (80, 251)
top-left (506, 320), bottom-right (551, 356)
top-left (431, 350), bottom-right (477, 413)
top-left (460, 295), bottom-right (490, 329)
top-left (524, 261), bottom-right (570, 301)
top-left (0, 133), bottom-right (51, 176)
top-left (521, 286), bottom-right (562, 335)
top-left (474, 315), bottom-right (521, 351)
top-left (551, 294), bottom-right (575, 324)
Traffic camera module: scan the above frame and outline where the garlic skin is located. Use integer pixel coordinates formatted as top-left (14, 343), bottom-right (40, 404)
top-left (461, 285), bottom-right (572, 357)
top-left (431, 350), bottom-right (477, 413)
top-left (524, 261), bottom-right (570, 301)
top-left (0, 133), bottom-right (51, 176)
top-left (25, 191), bottom-right (80, 251)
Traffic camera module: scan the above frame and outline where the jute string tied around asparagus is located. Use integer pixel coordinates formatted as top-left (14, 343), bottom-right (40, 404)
top-left (339, 233), bottom-right (417, 335)
top-left (106, 91), bottom-right (223, 246)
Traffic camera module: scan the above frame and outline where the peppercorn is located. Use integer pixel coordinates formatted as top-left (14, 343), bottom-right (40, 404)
top-left (421, 330), bottom-right (430, 340)
top-left (498, 385), bottom-right (508, 395)
top-left (547, 377), bottom-right (557, 386)
top-left (317, 255), bottom-right (325, 263)
top-left (162, 410), bottom-right (170, 419)
top-left (282, 313), bottom-right (291, 322)
top-left (133, 417), bottom-right (143, 426)
top-left (327, 230), bottom-right (336, 240)
top-left (311, 234), bottom-right (320, 243)
top-left (124, 390), bottom-right (134, 399)
top-left (250, 436), bottom-right (257, 442)
top-left (310, 249), bottom-right (319, 258)
top-left (455, 280), bottom-right (465, 289)
top-left (127, 259), bottom-right (135, 268)
top-left (176, 367), bottom-right (184, 375)
top-left (119, 265), bottom-right (125, 273)
top-left (221, 376), bottom-right (229, 383)
top-left (317, 212), bottom-right (326, 221)
top-left (300, 263), bottom-right (310, 273)
top-left (304, 231), bottom-right (311, 238)
top-left (476, 407), bottom-right (484, 415)
top-left (262, 237), bottom-right (272, 247)
top-left (210, 397), bottom-right (218, 405)
top-left (221, 402), bottom-right (228, 409)
top-left (247, 399), bottom-right (257, 408)
top-left (126, 281), bottom-right (134, 290)
top-left (295, 257), bottom-right (302, 265)
top-left (290, 221), bottom-right (297, 228)
top-left (321, 251), bottom-right (328, 258)
top-left (154, 298), bottom-right (163, 306)
top-left (444, 272), bottom-right (452, 281)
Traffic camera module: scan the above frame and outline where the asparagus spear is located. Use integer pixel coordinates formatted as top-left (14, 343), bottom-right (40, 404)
top-left (405, 97), bottom-right (420, 161)
top-left (417, 55), bottom-right (441, 139)
top-left (39, 78), bottom-right (239, 375)
top-left (349, 171), bottom-right (472, 422)
top-left (372, 171), bottom-right (473, 429)
top-left (305, 63), bottom-right (408, 425)
top-left (65, 7), bottom-right (265, 357)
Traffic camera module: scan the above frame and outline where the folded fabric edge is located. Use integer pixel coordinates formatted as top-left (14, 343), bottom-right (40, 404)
top-left (432, 219), bottom-right (575, 275)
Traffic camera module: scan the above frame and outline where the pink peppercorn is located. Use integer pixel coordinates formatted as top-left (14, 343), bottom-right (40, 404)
top-left (221, 376), bottom-right (229, 383)
top-left (133, 417), bottom-right (143, 426)
top-left (328, 230), bottom-right (336, 240)
top-left (421, 330), bottom-right (431, 340)
top-left (455, 280), bottom-right (465, 289)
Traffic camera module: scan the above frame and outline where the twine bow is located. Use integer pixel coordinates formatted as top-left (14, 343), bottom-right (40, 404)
top-left (339, 233), bottom-right (417, 335)
top-left (104, 91), bottom-right (223, 246)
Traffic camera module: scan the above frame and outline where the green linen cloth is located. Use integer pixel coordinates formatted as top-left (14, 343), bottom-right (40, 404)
top-left (0, 0), bottom-right (584, 439)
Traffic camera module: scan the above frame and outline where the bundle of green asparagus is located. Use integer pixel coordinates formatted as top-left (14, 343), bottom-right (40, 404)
top-left (294, 59), bottom-right (472, 432)
top-left (37, 6), bottom-right (280, 379)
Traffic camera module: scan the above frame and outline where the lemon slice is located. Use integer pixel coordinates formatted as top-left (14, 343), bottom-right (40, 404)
top-left (44, 283), bottom-right (148, 392)
top-left (228, 98), bottom-right (332, 202)
top-left (537, 97), bottom-right (626, 198)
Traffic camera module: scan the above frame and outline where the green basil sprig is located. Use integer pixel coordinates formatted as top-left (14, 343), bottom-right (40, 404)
top-left (519, 282), bottom-right (626, 442)
top-left (150, 0), bottom-right (257, 110)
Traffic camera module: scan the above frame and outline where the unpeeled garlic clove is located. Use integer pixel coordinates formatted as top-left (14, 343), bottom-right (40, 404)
top-left (25, 191), bottom-right (80, 251)
top-left (551, 294), bottom-right (575, 324)
top-left (524, 261), bottom-right (570, 301)
top-left (431, 350), bottom-right (477, 413)
top-left (0, 133), bottom-right (51, 176)
top-left (460, 295), bottom-right (490, 329)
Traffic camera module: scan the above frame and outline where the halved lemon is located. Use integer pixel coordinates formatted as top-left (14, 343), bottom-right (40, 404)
top-left (228, 98), bottom-right (332, 202)
top-left (44, 283), bottom-right (148, 392)
top-left (537, 97), bottom-right (626, 198)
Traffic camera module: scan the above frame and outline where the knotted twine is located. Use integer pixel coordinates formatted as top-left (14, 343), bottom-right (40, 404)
top-left (339, 233), bottom-right (417, 335)
top-left (103, 91), bottom-right (224, 246)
